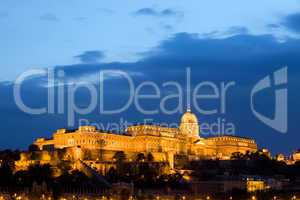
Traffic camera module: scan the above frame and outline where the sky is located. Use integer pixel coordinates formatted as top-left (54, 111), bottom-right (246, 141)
top-left (0, 0), bottom-right (300, 155)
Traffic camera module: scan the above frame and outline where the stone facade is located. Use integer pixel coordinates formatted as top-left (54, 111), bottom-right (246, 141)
top-left (16, 110), bottom-right (257, 172)
top-left (292, 150), bottom-right (300, 162)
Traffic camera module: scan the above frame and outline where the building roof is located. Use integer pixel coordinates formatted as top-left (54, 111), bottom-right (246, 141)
top-left (205, 135), bottom-right (255, 141)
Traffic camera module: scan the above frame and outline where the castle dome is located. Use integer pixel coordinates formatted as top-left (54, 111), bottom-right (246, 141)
top-left (179, 109), bottom-right (200, 138)
top-left (181, 110), bottom-right (198, 124)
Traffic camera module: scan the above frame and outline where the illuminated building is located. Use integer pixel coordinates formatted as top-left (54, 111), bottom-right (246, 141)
top-left (247, 179), bottom-right (268, 192)
top-left (16, 110), bottom-right (257, 172)
top-left (292, 150), bottom-right (300, 162)
top-left (275, 154), bottom-right (285, 162)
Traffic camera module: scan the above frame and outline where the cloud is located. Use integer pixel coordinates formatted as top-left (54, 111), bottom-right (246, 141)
top-left (199, 27), bottom-right (248, 39)
top-left (19, 31), bottom-right (299, 90)
top-left (1, 32), bottom-right (300, 153)
top-left (49, 31), bottom-right (300, 83)
top-left (226, 26), bottom-right (249, 35)
top-left (40, 13), bottom-right (59, 21)
top-left (133, 8), bottom-right (182, 18)
top-left (134, 8), bottom-right (157, 16)
top-left (74, 50), bottom-right (105, 63)
top-left (282, 12), bottom-right (300, 33)
top-left (162, 24), bottom-right (173, 31)
top-left (160, 9), bottom-right (179, 17)
top-left (267, 24), bottom-right (281, 29)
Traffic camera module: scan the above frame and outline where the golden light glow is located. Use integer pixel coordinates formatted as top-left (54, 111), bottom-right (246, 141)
top-left (15, 111), bottom-right (258, 173)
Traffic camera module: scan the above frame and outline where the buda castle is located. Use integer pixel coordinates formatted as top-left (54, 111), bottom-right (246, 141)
top-left (16, 109), bottom-right (257, 173)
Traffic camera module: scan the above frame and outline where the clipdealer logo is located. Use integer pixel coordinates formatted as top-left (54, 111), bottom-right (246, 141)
top-left (12, 66), bottom-right (288, 135)
top-left (251, 67), bottom-right (288, 133)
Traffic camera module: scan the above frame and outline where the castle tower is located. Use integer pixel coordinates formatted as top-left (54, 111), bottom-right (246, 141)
top-left (179, 108), bottom-right (200, 139)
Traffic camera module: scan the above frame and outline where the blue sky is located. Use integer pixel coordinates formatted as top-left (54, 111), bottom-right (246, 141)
top-left (0, 0), bottom-right (300, 154)
top-left (1, 0), bottom-right (300, 80)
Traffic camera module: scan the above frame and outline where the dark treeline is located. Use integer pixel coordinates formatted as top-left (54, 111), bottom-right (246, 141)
top-left (1, 149), bottom-right (300, 191)
top-left (188, 151), bottom-right (300, 182)
top-left (106, 151), bottom-right (189, 189)
top-left (0, 150), bottom-right (189, 191)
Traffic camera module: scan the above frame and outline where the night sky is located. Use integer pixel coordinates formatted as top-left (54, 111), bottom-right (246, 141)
top-left (0, 1), bottom-right (300, 155)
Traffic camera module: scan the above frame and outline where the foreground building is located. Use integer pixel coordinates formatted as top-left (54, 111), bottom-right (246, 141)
top-left (16, 110), bottom-right (257, 172)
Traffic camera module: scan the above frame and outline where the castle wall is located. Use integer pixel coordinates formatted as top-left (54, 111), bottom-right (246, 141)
top-left (33, 127), bottom-right (258, 163)
top-left (21, 111), bottom-right (259, 172)
top-left (205, 136), bottom-right (258, 159)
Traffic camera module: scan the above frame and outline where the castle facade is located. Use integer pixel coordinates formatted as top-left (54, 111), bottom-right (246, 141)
top-left (16, 110), bottom-right (257, 172)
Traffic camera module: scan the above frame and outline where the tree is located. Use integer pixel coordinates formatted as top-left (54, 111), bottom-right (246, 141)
top-left (28, 164), bottom-right (53, 184)
top-left (57, 148), bottom-right (67, 160)
top-left (28, 145), bottom-right (40, 160)
top-left (13, 170), bottom-right (31, 187)
top-left (106, 167), bottom-right (117, 182)
top-left (136, 153), bottom-right (145, 162)
top-left (113, 151), bottom-right (126, 162)
top-left (0, 149), bottom-right (20, 170)
top-left (231, 152), bottom-right (245, 160)
top-left (146, 153), bottom-right (154, 162)
top-left (0, 163), bottom-right (13, 186)
top-left (113, 151), bottom-right (127, 177)
top-left (57, 161), bottom-right (72, 175)
top-left (28, 144), bottom-right (39, 152)
top-left (98, 139), bottom-right (106, 161)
